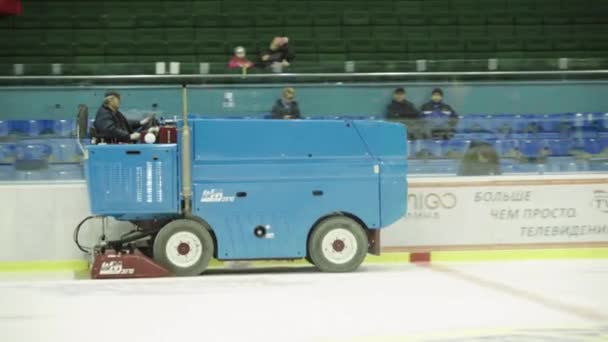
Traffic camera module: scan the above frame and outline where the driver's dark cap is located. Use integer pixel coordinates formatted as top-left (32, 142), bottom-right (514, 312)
top-left (104, 91), bottom-right (121, 99)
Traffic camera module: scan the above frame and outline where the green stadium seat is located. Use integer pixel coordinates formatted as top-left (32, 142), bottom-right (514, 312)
top-left (402, 26), bottom-right (429, 39)
top-left (460, 25), bottom-right (487, 37)
top-left (281, 2), bottom-right (309, 13)
top-left (294, 53), bottom-right (318, 62)
top-left (105, 14), bottom-right (136, 29)
top-left (73, 15), bottom-right (106, 29)
top-left (136, 14), bottom-right (165, 28)
top-left (523, 38), bottom-right (552, 51)
top-left (466, 38), bottom-right (495, 52)
top-left (313, 13), bottom-right (341, 26)
top-left (487, 25), bottom-right (516, 37)
top-left (105, 43), bottom-right (134, 56)
top-left (196, 40), bottom-right (226, 55)
top-left (104, 55), bottom-right (136, 63)
top-left (192, 1), bottom-right (221, 14)
top-left (408, 39), bottom-right (434, 53)
top-left (224, 28), bottom-right (256, 42)
top-left (317, 53), bottom-right (347, 63)
top-left (44, 42), bottom-right (73, 57)
top-left (430, 15), bottom-right (458, 26)
top-left (313, 27), bottom-right (342, 39)
top-left (166, 28), bottom-right (195, 42)
top-left (496, 38), bottom-right (523, 51)
top-left (136, 29), bottom-right (166, 43)
top-left (225, 14), bottom-right (255, 28)
top-left (515, 15), bottom-right (543, 25)
top-left (165, 14), bottom-right (195, 28)
top-left (400, 16), bottom-right (427, 26)
top-left (196, 28), bottom-right (225, 41)
top-left (496, 51), bottom-right (525, 59)
top-left (343, 12), bottom-right (370, 26)
top-left (573, 16), bottom-right (607, 25)
top-left (458, 14), bottom-right (486, 25)
top-left (74, 42), bottom-right (105, 56)
top-left (543, 15), bottom-right (571, 25)
top-left (285, 27), bottom-right (314, 40)
top-left (45, 30), bottom-right (74, 45)
top-left (376, 39), bottom-right (406, 53)
top-left (542, 25), bottom-right (572, 39)
top-left (0, 17), bottom-right (12, 29)
top-left (293, 40), bottom-right (316, 54)
top-left (435, 39), bottom-right (466, 53)
top-left (72, 29), bottom-right (104, 45)
top-left (343, 27), bottom-right (371, 39)
top-left (194, 15), bottom-right (224, 28)
top-left (395, 0), bottom-right (423, 10)
top-left (283, 14), bottom-right (313, 27)
top-left (430, 26), bottom-right (460, 39)
top-left (553, 40), bottom-right (583, 51)
top-left (372, 26), bottom-right (401, 39)
top-left (317, 40), bottom-right (347, 53)
top-left (255, 15), bottom-right (282, 27)
top-left (451, 0), bottom-right (481, 12)
top-left (371, 13), bottom-right (400, 26)
top-left (347, 39), bottom-right (375, 53)
top-left (487, 16), bottom-right (513, 25)
top-left (516, 25), bottom-right (543, 37)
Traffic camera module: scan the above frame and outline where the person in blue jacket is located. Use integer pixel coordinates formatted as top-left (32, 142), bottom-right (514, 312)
top-left (420, 88), bottom-right (459, 140)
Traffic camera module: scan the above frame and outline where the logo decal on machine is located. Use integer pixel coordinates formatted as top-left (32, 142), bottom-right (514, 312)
top-left (201, 189), bottom-right (235, 203)
top-left (99, 261), bottom-right (135, 275)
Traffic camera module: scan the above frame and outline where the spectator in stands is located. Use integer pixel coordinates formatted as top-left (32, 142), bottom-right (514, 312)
top-left (228, 46), bottom-right (253, 69)
top-left (93, 91), bottom-right (152, 143)
top-left (386, 88), bottom-right (424, 140)
top-left (458, 141), bottom-right (501, 176)
top-left (271, 87), bottom-right (301, 119)
top-left (257, 37), bottom-right (294, 70)
top-left (420, 88), bottom-right (459, 140)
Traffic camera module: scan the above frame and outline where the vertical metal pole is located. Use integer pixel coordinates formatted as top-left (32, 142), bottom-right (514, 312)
top-left (181, 85), bottom-right (193, 215)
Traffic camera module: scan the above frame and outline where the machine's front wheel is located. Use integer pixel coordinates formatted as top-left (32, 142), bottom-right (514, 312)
top-left (153, 219), bottom-right (215, 276)
top-left (308, 216), bottom-right (368, 272)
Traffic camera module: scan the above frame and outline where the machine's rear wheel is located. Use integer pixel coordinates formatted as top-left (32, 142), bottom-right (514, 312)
top-left (308, 216), bottom-right (368, 272)
top-left (153, 219), bottom-right (214, 276)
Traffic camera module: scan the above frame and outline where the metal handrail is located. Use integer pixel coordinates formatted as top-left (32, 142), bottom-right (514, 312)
top-left (0, 69), bottom-right (607, 82)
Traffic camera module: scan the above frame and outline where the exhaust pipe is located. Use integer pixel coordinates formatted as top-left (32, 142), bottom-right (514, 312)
top-left (180, 85), bottom-right (192, 215)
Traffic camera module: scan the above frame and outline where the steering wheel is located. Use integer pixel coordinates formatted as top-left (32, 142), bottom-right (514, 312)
top-left (138, 114), bottom-right (160, 132)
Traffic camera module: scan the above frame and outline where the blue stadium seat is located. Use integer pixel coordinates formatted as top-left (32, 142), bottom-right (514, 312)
top-left (463, 114), bottom-right (492, 133)
top-left (599, 137), bottom-right (608, 153)
top-left (544, 138), bottom-right (572, 156)
top-left (0, 143), bottom-right (16, 164)
top-left (494, 139), bottom-right (521, 158)
top-left (53, 119), bottom-right (76, 137)
top-left (572, 112), bottom-right (595, 129)
top-left (10, 120), bottom-right (45, 136)
top-left (49, 139), bottom-right (80, 163)
top-left (410, 140), bottom-right (444, 159)
top-left (595, 113), bottom-right (608, 131)
top-left (571, 138), bottom-right (602, 155)
top-left (517, 114), bottom-right (543, 134)
top-left (491, 114), bottom-right (515, 136)
top-left (539, 114), bottom-right (562, 132)
top-left (443, 139), bottom-right (470, 158)
top-left (520, 139), bottom-right (545, 158)
top-left (0, 120), bottom-right (8, 137)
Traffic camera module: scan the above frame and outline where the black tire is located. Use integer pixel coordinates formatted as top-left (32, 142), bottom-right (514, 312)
top-left (153, 219), bottom-right (215, 276)
top-left (308, 216), bottom-right (368, 273)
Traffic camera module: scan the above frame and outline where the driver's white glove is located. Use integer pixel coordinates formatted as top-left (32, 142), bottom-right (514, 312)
top-left (129, 132), bottom-right (141, 141)
top-left (140, 117), bottom-right (151, 126)
top-left (147, 126), bottom-right (160, 133)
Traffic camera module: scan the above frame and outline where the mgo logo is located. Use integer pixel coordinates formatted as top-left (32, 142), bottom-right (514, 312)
top-left (408, 192), bottom-right (458, 210)
top-left (591, 190), bottom-right (608, 213)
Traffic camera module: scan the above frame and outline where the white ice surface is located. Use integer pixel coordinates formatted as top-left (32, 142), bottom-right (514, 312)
top-left (0, 261), bottom-right (607, 342)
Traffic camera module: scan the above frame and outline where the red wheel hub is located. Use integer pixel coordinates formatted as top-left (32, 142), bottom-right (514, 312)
top-left (332, 239), bottom-right (345, 252)
top-left (177, 242), bottom-right (191, 255)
